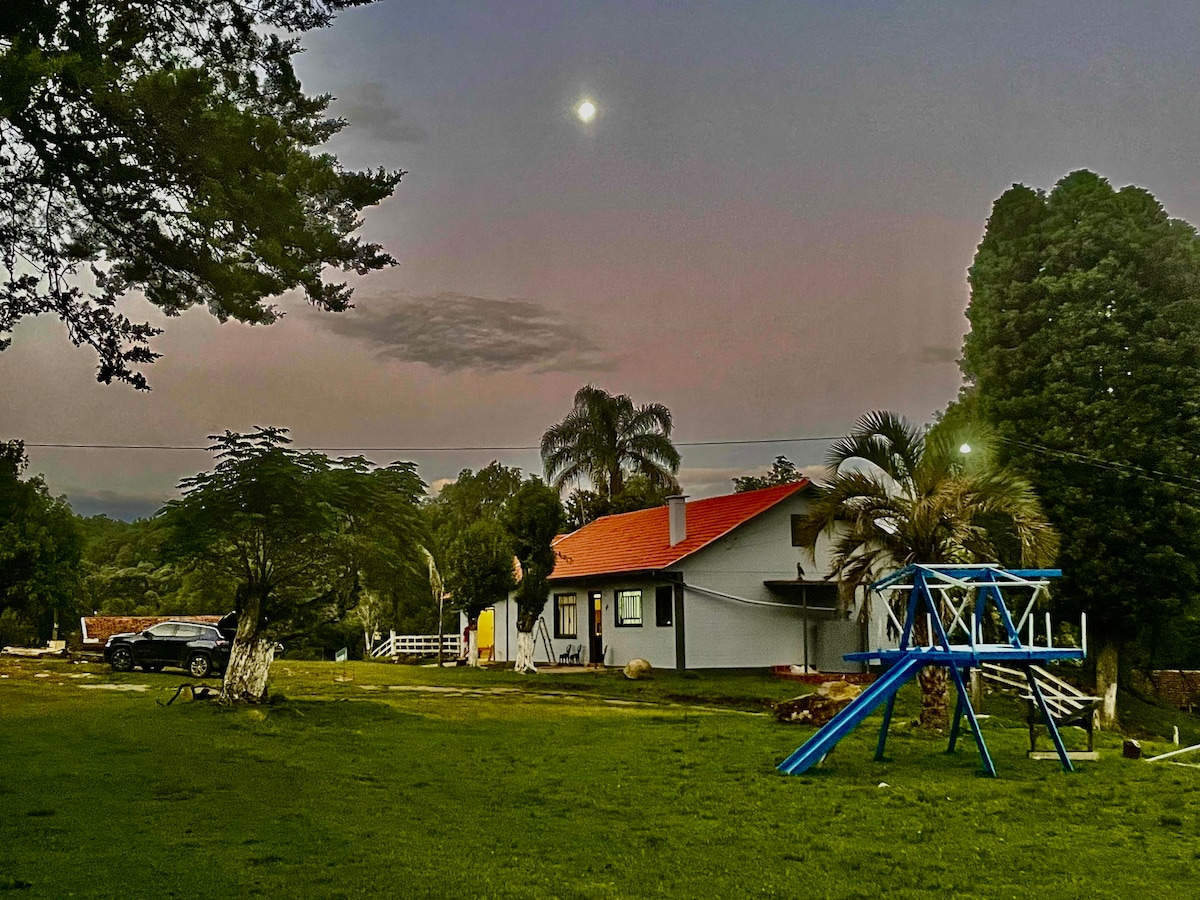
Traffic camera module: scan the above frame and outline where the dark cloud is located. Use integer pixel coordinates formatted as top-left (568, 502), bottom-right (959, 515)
top-left (330, 82), bottom-right (428, 143)
top-left (323, 292), bottom-right (617, 374)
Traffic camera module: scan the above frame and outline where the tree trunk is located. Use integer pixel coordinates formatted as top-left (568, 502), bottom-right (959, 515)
top-left (220, 593), bottom-right (275, 704)
top-left (1094, 636), bottom-right (1119, 730)
top-left (514, 629), bottom-right (537, 674)
top-left (911, 613), bottom-right (949, 729)
top-left (220, 635), bottom-right (276, 703)
top-left (917, 665), bottom-right (949, 730)
top-left (467, 626), bottom-right (480, 667)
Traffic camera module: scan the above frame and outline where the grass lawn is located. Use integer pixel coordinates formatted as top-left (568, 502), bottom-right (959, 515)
top-left (2, 657), bottom-right (1199, 899)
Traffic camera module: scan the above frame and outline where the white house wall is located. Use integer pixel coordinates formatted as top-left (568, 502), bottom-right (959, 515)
top-left (492, 491), bottom-right (894, 671)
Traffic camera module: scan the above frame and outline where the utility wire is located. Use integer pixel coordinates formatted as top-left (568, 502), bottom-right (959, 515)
top-left (19, 435), bottom-right (844, 452)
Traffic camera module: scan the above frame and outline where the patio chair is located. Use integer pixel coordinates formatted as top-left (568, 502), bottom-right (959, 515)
top-left (568, 645), bottom-right (582, 665)
top-left (558, 644), bottom-right (574, 665)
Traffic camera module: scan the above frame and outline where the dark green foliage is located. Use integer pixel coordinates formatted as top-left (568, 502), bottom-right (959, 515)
top-left (424, 461), bottom-right (523, 555)
top-left (541, 384), bottom-right (681, 501)
top-left (0, 0), bottom-right (400, 388)
top-left (733, 455), bottom-right (804, 492)
top-left (160, 428), bottom-right (427, 650)
top-left (78, 514), bottom-right (236, 616)
top-left (503, 478), bottom-right (563, 631)
top-left (961, 171), bottom-right (1200, 663)
top-left (443, 518), bottom-right (515, 625)
top-left (0, 440), bottom-right (82, 643)
top-left (563, 473), bottom-right (676, 529)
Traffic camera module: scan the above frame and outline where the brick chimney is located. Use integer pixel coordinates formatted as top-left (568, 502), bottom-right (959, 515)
top-left (667, 495), bottom-right (688, 546)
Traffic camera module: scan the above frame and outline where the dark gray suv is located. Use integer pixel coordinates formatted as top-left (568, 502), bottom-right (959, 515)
top-left (104, 622), bottom-right (232, 678)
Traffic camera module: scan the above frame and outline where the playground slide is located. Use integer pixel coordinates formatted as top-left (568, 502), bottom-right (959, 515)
top-left (777, 654), bottom-right (926, 776)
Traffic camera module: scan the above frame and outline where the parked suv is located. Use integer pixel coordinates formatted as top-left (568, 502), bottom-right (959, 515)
top-left (105, 622), bottom-right (232, 678)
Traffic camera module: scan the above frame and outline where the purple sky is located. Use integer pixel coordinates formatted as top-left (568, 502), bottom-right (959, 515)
top-left (6, 1), bottom-right (1200, 519)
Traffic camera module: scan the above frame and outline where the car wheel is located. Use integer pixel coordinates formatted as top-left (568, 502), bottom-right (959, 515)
top-left (110, 647), bottom-right (134, 672)
top-left (143, 664), bottom-right (163, 673)
top-left (188, 654), bottom-right (212, 678)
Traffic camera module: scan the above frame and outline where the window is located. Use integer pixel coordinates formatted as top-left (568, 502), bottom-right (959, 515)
top-left (791, 514), bottom-right (804, 547)
top-left (615, 589), bottom-right (642, 626)
top-left (655, 586), bottom-right (673, 627)
top-left (554, 593), bottom-right (578, 638)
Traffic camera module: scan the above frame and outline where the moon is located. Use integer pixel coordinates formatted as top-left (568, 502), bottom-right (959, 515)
top-left (576, 100), bottom-right (596, 123)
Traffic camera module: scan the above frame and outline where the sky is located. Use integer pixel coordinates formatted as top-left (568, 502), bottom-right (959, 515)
top-left (5, 0), bottom-right (1200, 519)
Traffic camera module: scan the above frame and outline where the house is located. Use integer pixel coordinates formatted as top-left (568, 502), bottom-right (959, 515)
top-left (485, 481), bottom-right (877, 672)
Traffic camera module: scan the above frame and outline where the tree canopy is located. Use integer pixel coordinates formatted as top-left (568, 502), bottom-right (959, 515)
top-left (0, 439), bottom-right (83, 645)
top-left (0, 0), bottom-right (400, 387)
top-left (960, 170), bottom-right (1200, 681)
top-left (733, 456), bottom-right (804, 492)
top-left (161, 427), bottom-right (426, 700)
top-left (541, 384), bottom-right (681, 502)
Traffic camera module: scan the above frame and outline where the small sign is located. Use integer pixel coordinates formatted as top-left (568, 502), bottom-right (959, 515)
top-left (335, 647), bottom-right (348, 663)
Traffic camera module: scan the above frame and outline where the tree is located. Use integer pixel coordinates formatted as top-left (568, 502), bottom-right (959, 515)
top-left (960, 170), bottom-right (1200, 726)
top-left (423, 461), bottom-right (524, 658)
top-left (792, 411), bottom-right (1058, 729)
top-left (503, 478), bottom-right (563, 673)
top-left (162, 428), bottom-right (426, 701)
top-left (541, 384), bottom-right (681, 501)
top-left (562, 474), bottom-right (677, 530)
top-left (443, 518), bottom-right (515, 667)
top-left (733, 456), bottom-right (805, 492)
top-left (425, 462), bottom-right (524, 551)
top-left (0, 440), bottom-right (83, 645)
top-left (1, 0), bottom-right (400, 388)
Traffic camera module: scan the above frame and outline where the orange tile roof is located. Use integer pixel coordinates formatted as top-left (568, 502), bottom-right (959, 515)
top-left (550, 480), bottom-right (809, 581)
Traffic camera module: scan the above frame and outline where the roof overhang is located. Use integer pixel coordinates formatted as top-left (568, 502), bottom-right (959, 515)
top-left (762, 579), bottom-right (843, 614)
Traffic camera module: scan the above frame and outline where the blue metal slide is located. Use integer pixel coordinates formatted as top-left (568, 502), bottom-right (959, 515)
top-left (777, 654), bottom-right (927, 775)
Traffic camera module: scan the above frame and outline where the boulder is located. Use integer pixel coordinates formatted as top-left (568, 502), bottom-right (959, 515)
top-left (623, 658), bottom-right (653, 680)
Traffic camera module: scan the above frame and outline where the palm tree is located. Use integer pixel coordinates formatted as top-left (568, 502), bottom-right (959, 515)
top-left (793, 410), bottom-right (1058, 729)
top-left (540, 385), bottom-right (681, 500)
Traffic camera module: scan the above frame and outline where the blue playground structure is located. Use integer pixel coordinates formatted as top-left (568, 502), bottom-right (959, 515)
top-left (778, 564), bottom-right (1086, 777)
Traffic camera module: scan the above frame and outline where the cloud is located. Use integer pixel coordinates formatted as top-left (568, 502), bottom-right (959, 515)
top-left (330, 82), bottom-right (428, 143)
top-left (322, 292), bottom-right (617, 374)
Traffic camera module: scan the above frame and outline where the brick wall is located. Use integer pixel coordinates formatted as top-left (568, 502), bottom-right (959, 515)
top-left (1150, 670), bottom-right (1200, 709)
top-left (80, 615), bottom-right (222, 645)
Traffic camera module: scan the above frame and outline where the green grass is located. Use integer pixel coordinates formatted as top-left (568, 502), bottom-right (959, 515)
top-left (2, 657), bottom-right (1199, 899)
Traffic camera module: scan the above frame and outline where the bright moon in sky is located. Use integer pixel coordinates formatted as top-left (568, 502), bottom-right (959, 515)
top-left (576, 100), bottom-right (596, 122)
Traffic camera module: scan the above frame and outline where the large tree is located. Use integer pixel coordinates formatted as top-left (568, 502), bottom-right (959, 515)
top-left (792, 411), bottom-right (1058, 729)
top-left (541, 384), bottom-right (681, 502)
top-left (443, 518), bottom-right (515, 667)
top-left (502, 477), bottom-right (563, 674)
top-left (961, 170), bottom-right (1200, 725)
top-left (0, 440), bottom-right (82, 645)
top-left (162, 428), bottom-right (426, 701)
top-left (0, 0), bottom-right (400, 388)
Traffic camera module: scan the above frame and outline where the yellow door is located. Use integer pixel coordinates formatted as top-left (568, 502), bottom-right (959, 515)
top-left (477, 608), bottom-right (495, 661)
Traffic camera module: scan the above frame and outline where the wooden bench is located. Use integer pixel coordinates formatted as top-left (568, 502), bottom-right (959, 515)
top-left (980, 663), bottom-right (1102, 757)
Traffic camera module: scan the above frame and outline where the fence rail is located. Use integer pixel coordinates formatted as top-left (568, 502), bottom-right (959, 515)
top-left (370, 632), bottom-right (460, 659)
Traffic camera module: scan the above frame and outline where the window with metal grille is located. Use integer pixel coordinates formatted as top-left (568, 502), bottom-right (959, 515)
top-left (615, 589), bottom-right (642, 626)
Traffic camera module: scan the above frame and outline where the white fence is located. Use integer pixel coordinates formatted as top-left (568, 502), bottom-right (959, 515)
top-left (370, 631), bottom-right (461, 659)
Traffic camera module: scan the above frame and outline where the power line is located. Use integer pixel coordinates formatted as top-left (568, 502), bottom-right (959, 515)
top-left (19, 435), bottom-right (844, 453)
